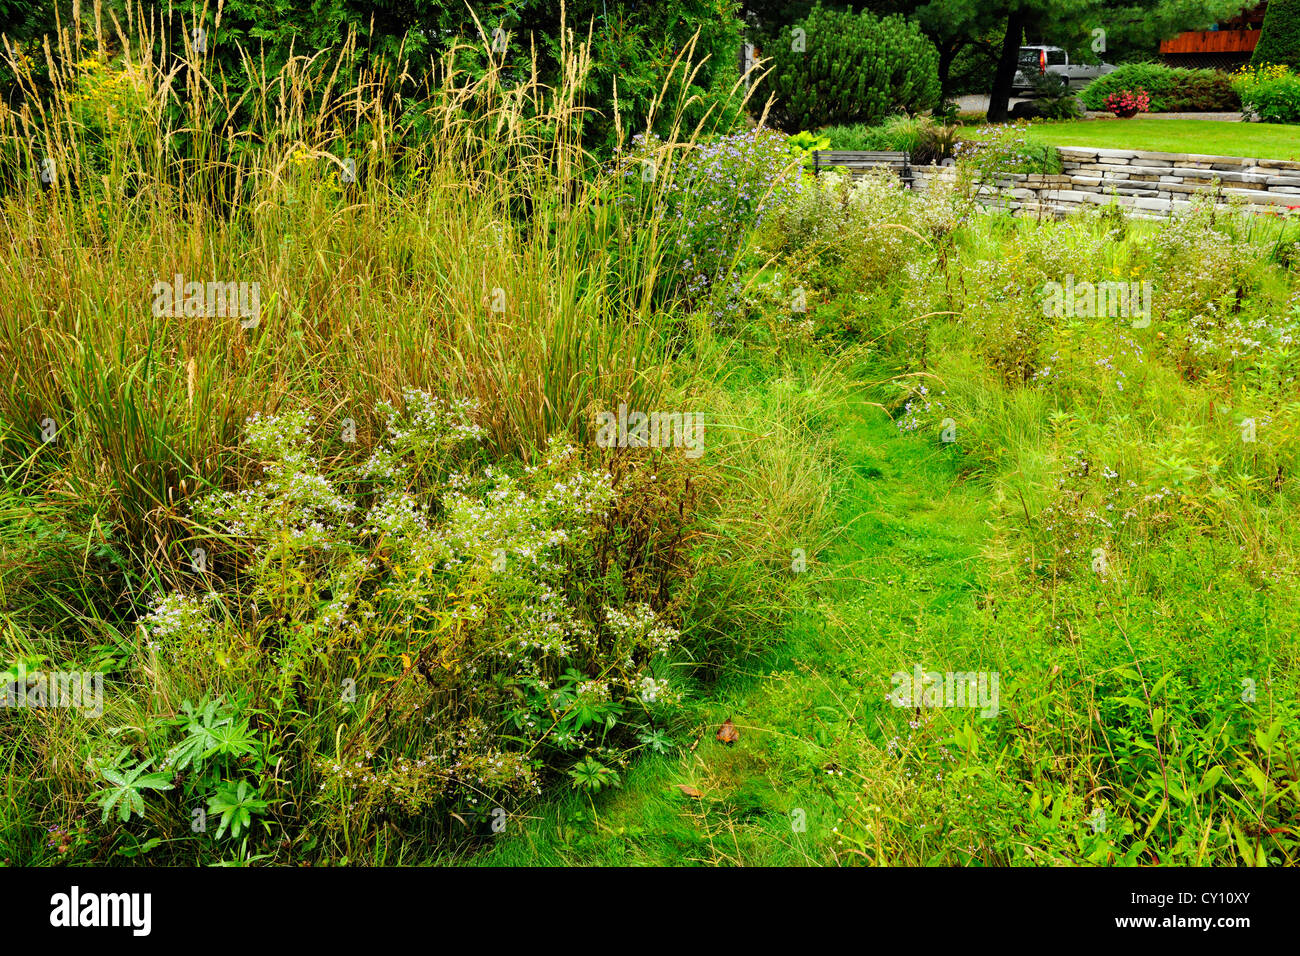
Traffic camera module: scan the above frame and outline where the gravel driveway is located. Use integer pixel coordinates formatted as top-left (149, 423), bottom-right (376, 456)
top-left (955, 94), bottom-right (1030, 115)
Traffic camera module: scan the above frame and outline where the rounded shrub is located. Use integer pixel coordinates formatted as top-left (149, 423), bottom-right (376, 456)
top-left (1163, 69), bottom-right (1241, 111)
top-left (759, 4), bottom-right (940, 132)
top-left (1233, 64), bottom-right (1300, 123)
top-left (1080, 63), bottom-right (1239, 112)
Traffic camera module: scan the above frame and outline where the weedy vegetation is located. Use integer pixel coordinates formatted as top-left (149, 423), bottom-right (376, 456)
top-left (1, 6), bottom-right (1297, 867)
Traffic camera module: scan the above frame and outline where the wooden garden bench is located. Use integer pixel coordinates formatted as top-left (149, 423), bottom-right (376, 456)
top-left (810, 150), bottom-right (912, 184)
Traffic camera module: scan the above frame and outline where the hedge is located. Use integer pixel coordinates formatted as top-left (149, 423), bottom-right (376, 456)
top-left (1079, 62), bottom-right (1240, 112)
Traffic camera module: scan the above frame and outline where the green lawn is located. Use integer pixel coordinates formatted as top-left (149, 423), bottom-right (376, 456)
top-left (1017, 118), bottom-right (1300, 161)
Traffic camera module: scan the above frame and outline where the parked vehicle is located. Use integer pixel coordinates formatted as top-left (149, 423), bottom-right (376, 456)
top-left (1013, 45), bottom-right (1116, 93)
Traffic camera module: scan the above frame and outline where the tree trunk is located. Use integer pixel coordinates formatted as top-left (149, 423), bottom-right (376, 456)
top-left (986, 7), bottom-right (1027, 122)
top-left (937, 39), bottom-right (963, 104)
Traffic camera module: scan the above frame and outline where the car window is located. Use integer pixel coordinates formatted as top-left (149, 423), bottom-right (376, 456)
top-left (1046, 49), bottom-right (1066, 65)
top-left (1018, 49), bottom-right (1040, 67)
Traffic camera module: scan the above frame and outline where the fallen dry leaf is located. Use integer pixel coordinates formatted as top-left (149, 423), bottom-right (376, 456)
top-left (716, 717), bottom-right (739, 745)
top-left (676, 784), bottom-right (703, 798)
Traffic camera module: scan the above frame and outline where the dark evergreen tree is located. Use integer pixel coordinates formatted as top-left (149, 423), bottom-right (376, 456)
top-left (1252, 0), bottom-right (1300, 68)
top-left (756, 4), bottom-right (940, 131)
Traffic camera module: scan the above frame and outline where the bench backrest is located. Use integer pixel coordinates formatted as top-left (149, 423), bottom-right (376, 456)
top-left (810, 150), bottom-right (911, 178)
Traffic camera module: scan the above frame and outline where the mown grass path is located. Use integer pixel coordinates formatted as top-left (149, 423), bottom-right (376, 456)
top-left (475, 384), bottom-right (993, 866)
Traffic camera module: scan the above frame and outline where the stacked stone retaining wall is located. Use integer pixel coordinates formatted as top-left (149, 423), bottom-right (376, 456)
top-left (907, 147), bottom-right (1300, 219)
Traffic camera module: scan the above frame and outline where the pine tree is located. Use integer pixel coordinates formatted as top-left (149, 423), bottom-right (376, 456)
top-left (759, 5), bottom-right (940, 131)
top-left (1252, 0), bottom-right (1300, 69)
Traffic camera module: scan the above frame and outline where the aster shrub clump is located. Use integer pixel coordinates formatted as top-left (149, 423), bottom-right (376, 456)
top-left (129, 389), bottom-right (689, 840)
top-left (623, 128), bottom-right (800, 306)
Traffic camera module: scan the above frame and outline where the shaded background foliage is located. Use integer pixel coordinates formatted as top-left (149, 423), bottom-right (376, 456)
top-left (210, 0), bottom-right (746, 150)
top-left (743, 0), bottom-right (1264, 117)
top-left (2, 0), bottom-right (746, 156)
